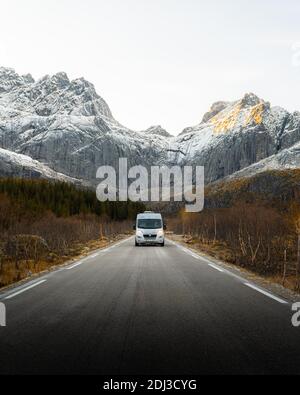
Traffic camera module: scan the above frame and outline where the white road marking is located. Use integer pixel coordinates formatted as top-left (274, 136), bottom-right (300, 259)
top-left (169, 239), bottom-right (289, 304)
top-left (178, 246), bottom-right (195, 255)
top-left (100, 237), bottom-right (133, 254)
top-left (191, 256), bottom-right (199, 260)
top-left (173, 242), bottom-right (207, 261)
top-left (66, 237), bottom-right (132, 267)
top-left (209, 263), bottom-right (224, 272)
top-left (5, 280), bottom-right (47, 300)
top-left (0, 238), bottom-right (133, 300)
top-left (66, 261), bottom-right (83, 270)
top-left (170, 240), bottom-right (251, 280)
top-left (244, 283), bottom-right (288, 304)
top-left (189, 253), bottom-right (201, 260)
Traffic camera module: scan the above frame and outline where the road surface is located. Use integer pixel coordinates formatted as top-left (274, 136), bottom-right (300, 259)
top-left (0, 238), bottom-right (299, 375)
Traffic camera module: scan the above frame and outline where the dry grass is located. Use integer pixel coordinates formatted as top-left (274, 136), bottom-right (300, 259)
top-left (171, 234), bottom-right (300, 295)
top-left (0, 233), bottom-right (131, 289)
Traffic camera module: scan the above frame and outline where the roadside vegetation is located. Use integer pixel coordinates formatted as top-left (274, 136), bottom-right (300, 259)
top-left (169, 170), bottom-right (300, 292)
top-left (0, 178), bottom-right (144, 288)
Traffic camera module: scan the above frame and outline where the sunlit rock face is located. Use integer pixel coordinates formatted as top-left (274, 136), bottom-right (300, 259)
top-left (173, 93), bottom-right (299, 183)
top-left (0, 67), bottom-right (299, 185)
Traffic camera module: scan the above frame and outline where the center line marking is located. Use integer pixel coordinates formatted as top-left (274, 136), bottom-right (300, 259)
top-left (5, 280), bottom-right (47, 300)
top-left (244, 283), bottom-right (288, 304)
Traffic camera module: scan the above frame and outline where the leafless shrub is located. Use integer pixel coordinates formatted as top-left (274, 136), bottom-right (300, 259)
top-left (169, 203), bottom-right (297, 276)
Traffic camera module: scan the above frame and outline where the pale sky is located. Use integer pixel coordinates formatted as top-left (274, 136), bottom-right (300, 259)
top-left (1, 0), bottom-right (300, 134)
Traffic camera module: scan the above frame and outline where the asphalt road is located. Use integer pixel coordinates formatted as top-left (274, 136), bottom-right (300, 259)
top-left (0, 237), bottom-right (300, 375)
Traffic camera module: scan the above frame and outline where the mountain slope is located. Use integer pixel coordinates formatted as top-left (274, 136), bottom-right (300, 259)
top-left (205, 168), bottom-right (300, 210)
top-left (173, 93), bottom-right (297, 182)
top-left (0, 67), bottom-right (299, 186)
top-left (0, 147), bottom-right (83, 184)
top-left (0, 68), bottom-right (170, 184)
top-left (225, 141), bottom-right (300, 180)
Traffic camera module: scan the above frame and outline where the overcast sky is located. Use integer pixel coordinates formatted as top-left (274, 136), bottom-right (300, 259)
top-left (1, 0), bottom-right (300, 134)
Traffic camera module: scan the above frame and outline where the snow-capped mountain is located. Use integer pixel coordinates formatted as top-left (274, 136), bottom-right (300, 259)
top-left (0, 67), bottom-right (170, 184)
top-left (224, 141), bottom-right (300, 180)
top-left (0, 67), bottom-right (299, 185)
top-left (142, 125), bottom-right (172, 138)
top-left (0, 147), bottom-right (83, 184)
top-left (173, 93), bottom-right (300, 182)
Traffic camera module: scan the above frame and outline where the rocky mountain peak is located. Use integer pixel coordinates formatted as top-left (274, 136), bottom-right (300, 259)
top-left (37, 72), bottom-right (71, 92)
top-left (70, 78), bottom-right (100, 100)
top-left (240, 93), bottom-right (263, 108)
top-left (143, 125), bottom-right (172, 138)
top-left (49, 72), bottom-right (70, 88)
top-left (0, 68), bottom-right (113, 119)
top-left (0, 67), bottom-right (33, 93)
top-left (206, 93), bottom-right (272, 135)
top-left (0, 68), bottom-right (299, 186)
top-left (22, 74), bottom-right (35, 84)
top-left (202, 94), bottom-right (264, 126)
top-left (202, 101), bottom-right (229, 123)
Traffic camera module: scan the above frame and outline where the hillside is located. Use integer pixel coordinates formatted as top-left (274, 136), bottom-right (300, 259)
top-left (0, 67), bottom-right (299, 187)
top-left (205, 169), bottom-right (300, 209)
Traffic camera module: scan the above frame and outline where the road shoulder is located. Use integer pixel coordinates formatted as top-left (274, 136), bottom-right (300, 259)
top-left (167, 234), bottom-right (300, 303)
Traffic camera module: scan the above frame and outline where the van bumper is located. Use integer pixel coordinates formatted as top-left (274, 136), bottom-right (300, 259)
top-left (135, 237), bottom-right (164, 245)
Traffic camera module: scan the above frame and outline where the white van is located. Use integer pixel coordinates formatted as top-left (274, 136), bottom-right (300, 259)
top-left (134, 212), bottom-right (166, 247)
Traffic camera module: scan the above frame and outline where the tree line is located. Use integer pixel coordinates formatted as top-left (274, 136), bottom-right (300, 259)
top-left (169, 170), bottom-right (300, 291)
top-left (0, 178), bottom-right (145, 287)
top-left (0, 178), bottom-right (145, 221)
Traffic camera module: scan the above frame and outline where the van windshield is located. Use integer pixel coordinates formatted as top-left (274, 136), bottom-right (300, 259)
top-left (138, 219), bottom-right (162, 229)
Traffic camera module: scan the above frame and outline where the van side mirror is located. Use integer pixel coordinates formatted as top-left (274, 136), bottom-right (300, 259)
top-left (164, 224), bottom-right (167, 230)
top-left (133, 224), bottom-right (136, 230)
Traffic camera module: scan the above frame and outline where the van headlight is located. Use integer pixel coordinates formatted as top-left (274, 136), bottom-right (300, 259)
top-left (136, 231), bottom-right (144, 239)
top-left (157, 230), bottom-right (164, 238)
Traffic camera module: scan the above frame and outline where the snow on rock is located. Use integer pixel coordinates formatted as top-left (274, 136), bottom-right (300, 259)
top-left (0, 67), bottom-right (299, 186)
top-left (0, 67), bottom-right (34, 93)
top-left (201, 101), bottom-right (230, 123)
top-left (175, 93), bottom-right (299, 182)
top-left (0, 147), bottom-right (84, 184)
top-left (142, 125), bottom-right (172, 138)
top-left (225, 141), bottom-right (300, 180)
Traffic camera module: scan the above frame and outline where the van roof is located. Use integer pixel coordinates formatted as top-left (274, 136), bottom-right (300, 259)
top-left (137, 213), bottom-right (162, 220)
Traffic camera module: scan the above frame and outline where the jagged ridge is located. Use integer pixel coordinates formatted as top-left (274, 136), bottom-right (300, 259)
top-left (0, 67), bottom-right (299, 185)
